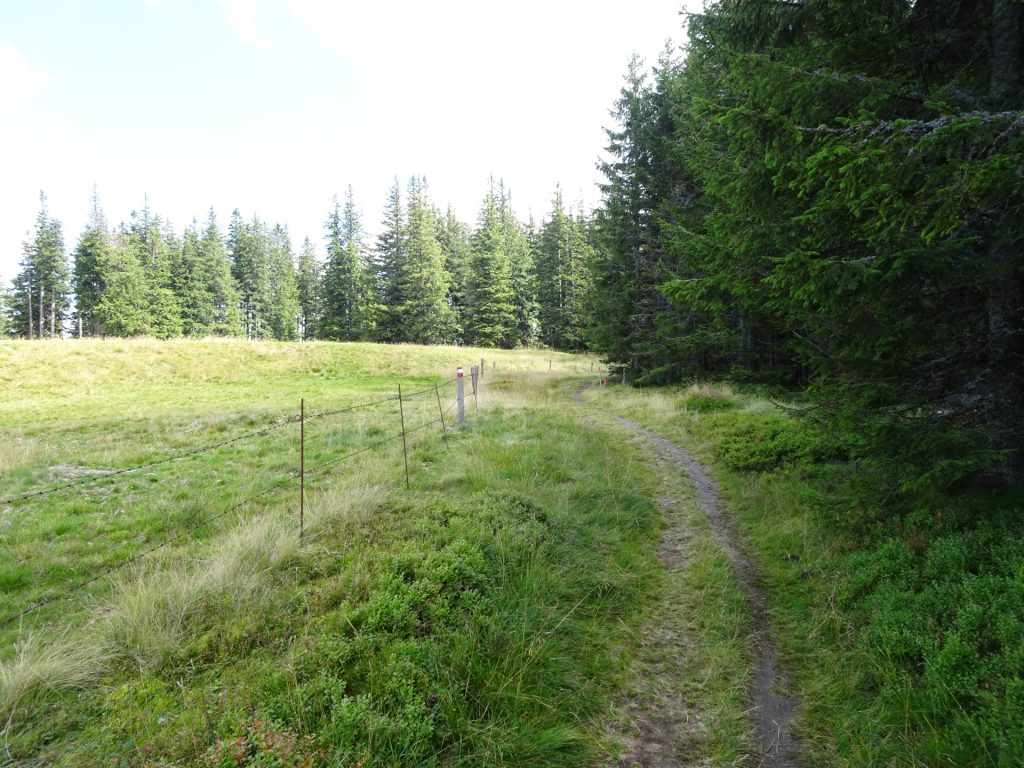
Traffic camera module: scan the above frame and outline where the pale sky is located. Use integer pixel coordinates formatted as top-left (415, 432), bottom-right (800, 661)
top-left (0, 0), bottom-right (696, 283)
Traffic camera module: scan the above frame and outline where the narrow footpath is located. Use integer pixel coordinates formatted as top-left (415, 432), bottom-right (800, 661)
top-left (577, 386), bottom-right (803, 767)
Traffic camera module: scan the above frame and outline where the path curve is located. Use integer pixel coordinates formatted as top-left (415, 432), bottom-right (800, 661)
top-left (582, 386), bottom-right (801, 767)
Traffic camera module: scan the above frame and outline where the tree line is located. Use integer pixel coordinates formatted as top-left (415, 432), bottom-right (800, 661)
top-left (589, 0), bottom-right (1023, 488)
top-left (2, 179), bottom-right (595, 350)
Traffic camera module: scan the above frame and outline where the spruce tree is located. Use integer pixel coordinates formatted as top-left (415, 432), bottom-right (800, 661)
top-left (128, 205), bottom-right (183, 338)
top-left (466, 184), bottom-right (515, 347)
top-left (322, 189), bottom-right (374, 340)
top-left (93, 224), bottom-right (149, 336)
top-left (72, 185), bottom-right (108, 337)
top-left (174, 223), bottom-right (212, 336)
top-left (342, 186), bottom-right (378, 340)
top-left (10, 240), bottom-right (38, 339)
top-left (499, 185), bottom-right (538, 347)
top-left (536, 187), bottom-right (592, 351)
top-left (266, 224), bottom-right (300, 341)
top-left (373, 179), bottom-right (407, 342)
top-left (13, 193), bottom-right (71, 338)
top-left (438, 206), bottom-right (472, 343)
top-left (393, 176), bottom-right (454, 344)
top-left (296, 236), bottom-right (322, 341)
top-left (0, 282), bottom-right (11, 338)
top-left (198, 210), bottom-right (242, 336)
top-left (228, 211), bottom-right (272, 339)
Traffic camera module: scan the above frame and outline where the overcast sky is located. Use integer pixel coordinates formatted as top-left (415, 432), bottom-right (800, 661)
top-left (0, 0), bottom-right (695, 283)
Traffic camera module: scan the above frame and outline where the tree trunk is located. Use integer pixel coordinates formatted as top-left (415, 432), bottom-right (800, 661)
top-left (26, 280), bottom-right (33, 339)
top-left (991, 0), bottom-right (1022, 99)
top-left (987, 0), bottom-right (1024, 485)
top-left (38, 283), bottom-right (44, 339)
top-left (985, 243), bottom-right (1024, 486)
top-left (51, 294), bottom-right (56, 338)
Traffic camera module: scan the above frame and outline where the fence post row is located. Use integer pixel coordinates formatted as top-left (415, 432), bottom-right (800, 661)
top-left (480, 358), bottom-right (485, 380)
top-left (4, 369), bottom-right (484, 627)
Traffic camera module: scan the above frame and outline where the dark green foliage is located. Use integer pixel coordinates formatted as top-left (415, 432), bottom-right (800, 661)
top-left (466, 186), bottom-right (515, 347)
top-left (198, 211), bottom-right (243, 337)
top-left (266, 224), bottom-right (300, 341)
top-left (592, 54), bottom-right (707, 379)
top-left (93, 230), bottom-right (150, 337)
top-left (224, 212), bottom-right (300, 341)
top-left (174, 225), bottom-right (207, 336)
top-left (131, 206), bottom-right (184, 339)
top-left (0, 282), bottom-right (13, 337)
top-left (834, 505), bottom-right (1024, 765)
top-left (228, 210), bottom-right (271, 340)
top-left (373, 179), bottom-right (407, 343)
top-left (535, 187), bottom-right (592, 351)
top-left (10, 193), bottom-right (70, 339)
top-left (714, 417), bottom-right (813, 473)
top-left (592, 0), bottom-right (1024, 487)
top-left (501, 185), bottom-right (539, 347)
top-left (394, 177), bottom-right (455, 344)
top-left (296, 236), bottom-right (322, 340)
top-left (11, 181), bottom-right (555, 350)
top-left (438, 206), bottom-right (472, 342)
top-left (322, 189), bottom-right (375, 341)
top-left (72, 187), bottom-right (107, 337)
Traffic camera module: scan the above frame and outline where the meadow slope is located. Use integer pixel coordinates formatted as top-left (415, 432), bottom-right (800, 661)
top-left (2, 339), bottom-right (668, 766)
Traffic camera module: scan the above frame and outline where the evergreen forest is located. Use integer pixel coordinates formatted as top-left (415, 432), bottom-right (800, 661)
top-left (3, 179), bottom-right (593, 353)
top-left (591, 0), bottom-right (1024, 492)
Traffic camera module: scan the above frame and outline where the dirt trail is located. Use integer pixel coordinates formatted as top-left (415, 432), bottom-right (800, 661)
top-left (577, 383), bottom-right (801, 767)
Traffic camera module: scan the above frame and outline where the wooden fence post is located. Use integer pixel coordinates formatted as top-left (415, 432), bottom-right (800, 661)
top-left (300, 398), bottom-right (305, 538)
top-left (398, 383), bottom-right (410, 489)
top-left (435, 383), bottom-right (449, 448)
top-left (456, 367), bottom-right (465, 424)
top-left (470, 365), bottom-right (479, 412)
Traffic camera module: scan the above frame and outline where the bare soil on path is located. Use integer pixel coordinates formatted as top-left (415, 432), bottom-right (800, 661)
top-left (579, 387), bottom-right (803, 767)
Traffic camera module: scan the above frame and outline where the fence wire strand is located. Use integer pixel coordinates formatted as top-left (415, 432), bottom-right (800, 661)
top-left (1, 415), bottom-right (301, 506)
top-left (0, 474), bottom-right (294, 629)
top-left (1, 374), bottom-right (467, 629)
top-left (302, 432), bottom-right (405, 476)
top-left (305, 393), bottom-right (399, 421)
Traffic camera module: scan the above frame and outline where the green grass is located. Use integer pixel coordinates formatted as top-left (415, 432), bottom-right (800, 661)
top-left (1, 340), bottom-right (656, 766)
top-left (585, 382), bottom-right (1024, 768)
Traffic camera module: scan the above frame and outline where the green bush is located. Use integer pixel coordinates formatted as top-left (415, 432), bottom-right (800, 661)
top-left (713, 417), bottom-right (812, 472)
top-left (835, 511), bottom-right (1024, 764)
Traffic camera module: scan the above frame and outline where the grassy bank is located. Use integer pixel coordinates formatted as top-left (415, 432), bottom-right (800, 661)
top-left (2, 340), bottom-right (656, 765)
top-left (584, 383), bottom-right (1024, 767)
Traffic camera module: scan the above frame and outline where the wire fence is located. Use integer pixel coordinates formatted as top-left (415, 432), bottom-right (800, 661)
top-left (0, 356), bottom-right (613, 632)
top-left (0, 373), bottom-right (465, 630)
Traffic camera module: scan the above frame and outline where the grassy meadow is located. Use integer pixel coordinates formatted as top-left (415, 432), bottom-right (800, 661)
top-left (2, 339), bottom-right (659, 766)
